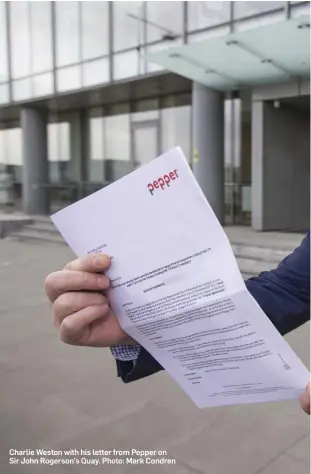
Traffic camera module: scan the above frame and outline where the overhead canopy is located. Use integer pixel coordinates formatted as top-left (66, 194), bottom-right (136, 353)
top-left (147, 16), bottom-right (310, 91)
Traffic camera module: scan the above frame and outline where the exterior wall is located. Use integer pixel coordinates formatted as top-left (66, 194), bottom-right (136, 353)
top-left (252, 101), bottom-right (310, 231)
top-left (0, 1), bottom-right (309, 106)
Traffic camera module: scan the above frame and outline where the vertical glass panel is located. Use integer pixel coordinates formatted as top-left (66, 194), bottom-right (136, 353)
top-left (7, 128), bottom-right (22, 165)
top-left (12, 78), bottom-right (32, 101)
top-left (58, 122), bottom-right (70, 162)
top-left (113, 51), bottom-right (139, 80)
top-left (161, 105), bottom-right (191, 161)
top-left (106, 115), bottom-right (130, 160)
top-left (10, 2), bottom-right (31, 78)
top-left (57, 66), bottom-right (81, 92)
top-left (234, 1), bottom-right (284, 18)
top-left (48, 123), bottom-right (70, 183)
top-left (0, 130), bottom-right (6, 165)
top-left (33, 72), bottom-right (53, 98)
top-left (89, 116), bottom-right (105, 182)
top-left (146, 2), bottom-right (183, 42)
top-left (105, 114), bottom-right (131, 180)
top-left (0, 2), bottom-right (8, 82)
top-left (30, 2), bottom-right (53, 73)
top-left (113, 2), bottom-right (144, 51)
top-left (55, 1), bottom-right (79, 67)
top-left (0, 84), bottom-right (9, 105)
top-left (133, 124), bottom-right (158, 167)
top-left (82, 58), bottom-right (109, 88)
top-left (187, 2), bottom-right (230, 30)
top-left (82, 2), bottom-right (109, 60)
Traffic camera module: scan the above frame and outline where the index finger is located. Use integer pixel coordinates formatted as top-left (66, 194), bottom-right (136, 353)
top-left (65, 254), bottom-right (111, 272)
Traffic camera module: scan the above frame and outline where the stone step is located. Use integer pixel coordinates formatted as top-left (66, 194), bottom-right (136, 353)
top-left (24, 222), bottom-right (60, 235)
top-left (231, 243), bottom-right (288, 264)
top-left (236, 257), bottom-right (277, 276)
top-left (8, 228), bottom-right (65, 245)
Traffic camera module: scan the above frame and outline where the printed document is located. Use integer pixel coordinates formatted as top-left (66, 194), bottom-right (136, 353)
top-left (51, 147), bottom-right (309, 408)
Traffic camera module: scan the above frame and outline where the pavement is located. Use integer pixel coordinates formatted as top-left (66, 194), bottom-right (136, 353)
top-left (0, 238), bottom-right (309, 474)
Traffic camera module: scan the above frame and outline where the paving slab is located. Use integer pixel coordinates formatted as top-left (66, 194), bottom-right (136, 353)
top-left (0, 239), bottom-right (309, 474)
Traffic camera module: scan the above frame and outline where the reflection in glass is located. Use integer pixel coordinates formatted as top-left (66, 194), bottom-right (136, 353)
top-left (161, 106), bottom-right (191, 161)
top-left (0, 84), bottom-right (9, 105)
top-left (89, 116), bottom-right (105, 183)
top-left (82, 2), bottom-right (109, 60)
top-left (30, 2), bottom-right (53, 73)
top-left (57, 66), bottom-right (81, 92)
top-left (105, 114), bottom-right (132, 180)
top-left (146, 1), bottom-right (183, 42)
top-left (234, 1), bottom-right (284, 18)
top-left (113, 51), bottom-right (139, 80)
top-left (33, 73), bottom-right (53, 98)
top-left (0, 128), bottom-right (22, 165)
top-left (55, 2), bottom-right (79, 67)
top-left (133, 123), bottom-right (159, 167)
top-left (12, 78), bottom-right (32, 102)
top-left (106, 115), bottom-right (130, 161)
top-left (48, 123), bottom-right (70, 183)
top-left (0, 3), bottom-right (8, 82)
top-left (113, 2), bottom-right (144, 51)
top-left (187, 1), bottom-right (230, 30)
top-left (83, 58), bottom-right (109, 88)
top-left (10, 2), bottom-right (31, 78)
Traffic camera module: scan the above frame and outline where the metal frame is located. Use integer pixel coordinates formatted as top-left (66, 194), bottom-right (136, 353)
top-left (1, 0), bottom-right (303, 91)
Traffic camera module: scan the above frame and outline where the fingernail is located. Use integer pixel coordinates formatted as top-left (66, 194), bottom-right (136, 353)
top-left (94, 255), bottom-right (109, 268)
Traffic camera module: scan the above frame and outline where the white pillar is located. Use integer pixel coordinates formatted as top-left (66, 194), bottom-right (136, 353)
top-left (192, 83), bottom-right (224, 224)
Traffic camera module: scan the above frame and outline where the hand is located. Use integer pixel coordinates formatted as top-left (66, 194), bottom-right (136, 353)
top-left (45, 254), bottom-right (132, 347)
top-left (300, 382), bottom-right (310, 415)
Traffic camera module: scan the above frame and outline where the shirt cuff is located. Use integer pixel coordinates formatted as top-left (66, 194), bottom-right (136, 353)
top-left (110, 343), bottom-right (141, 361)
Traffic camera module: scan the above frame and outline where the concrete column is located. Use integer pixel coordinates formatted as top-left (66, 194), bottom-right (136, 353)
top-left (192, 83), bottom-right (224, 224)
top-left (252, 100), bottom-right (310, 231)
top-left (21, 107), bottom-right (49, 215)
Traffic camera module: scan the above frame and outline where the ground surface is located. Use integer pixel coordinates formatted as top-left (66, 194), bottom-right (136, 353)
top-left (0, 237), bottom-right (309, 474)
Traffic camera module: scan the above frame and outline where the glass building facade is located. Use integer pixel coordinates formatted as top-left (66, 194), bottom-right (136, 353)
top-left (0, 1), bottom-right (309, 226)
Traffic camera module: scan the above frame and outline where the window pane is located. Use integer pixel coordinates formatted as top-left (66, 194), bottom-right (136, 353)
top-left (55, 2), bottom-right (79, 67)
top-left (234, 1), bottom-right (284, 18)
top-left (58, 122), bottom-right (70, 162)
top-left (83, 58), bottom-right (109, 88)
top-left (7, 128), bottom-right (22, 165)
top-left (0, 3), bottom-right (8, 82)
top-left (12, 78), bottom-right (32, 101)
top-left (188, 1), bottom-right (230, 30)
top-left (82, 2), bottom-right (109, 60)
top-left (161, 105), bottom-right (191, 161)
top-left (48, 123), bottom-right (70, 182)
top-left (106, 115), bottom-right (130, 161)
top-left (113, 51), bottom-right (139, 80)
top-left (33, 72), bottom-right (53, 98)
top-left (89, 116), bottom-right (105, 182)
top-left (10, 2), bottom-right (31, 78)
top-left (113, 2), bottom-right (144, 51)
top-left (57, 66), bottom-right (81, 92)
top-left (146, 2), bottom-right (183, 42)
top-left (30, 2), bottom-right (52, 73)
top-left (0, 84), bottom-right (9, 105)
top-left (0, 130), bottom-right (6, 165)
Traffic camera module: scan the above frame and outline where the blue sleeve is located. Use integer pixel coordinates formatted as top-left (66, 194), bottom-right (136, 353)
top-left (116, 233), bottom-right (310, 383)
top-left (246, 232), bottom-right (310, 335)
